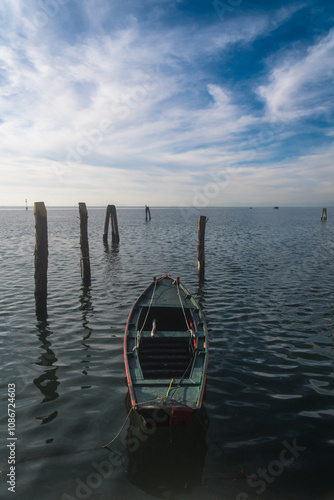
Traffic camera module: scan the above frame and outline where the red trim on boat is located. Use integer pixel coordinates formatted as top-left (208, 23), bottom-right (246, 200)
top-left (197, 322), bottom-right (209, 409)
top-left (123, 307), bottom-right (136, 408)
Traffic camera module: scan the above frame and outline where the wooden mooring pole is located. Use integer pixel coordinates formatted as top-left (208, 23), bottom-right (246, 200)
top-left (103, 204), bottom-right (120, 244)
top-left (197, 215), bottom-right (207, 281)
top-left (321, 208), bottom-right (327, 221)
top-left (110, 205), bottom-right (120, 244)
top-left (103, 205), bottom-right (112, 243)
top-left (79, 202), bottom-right (91, 286)
top-left (145, 205), bottom-right (151, 221)
top-left (34, 202), bottom-right (48, 318)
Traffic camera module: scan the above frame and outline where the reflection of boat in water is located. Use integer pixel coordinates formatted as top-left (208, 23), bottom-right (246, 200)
top-left (124, 393), bottom-right (209, 497)
top-left (124, 274), bottom-right (209, 427)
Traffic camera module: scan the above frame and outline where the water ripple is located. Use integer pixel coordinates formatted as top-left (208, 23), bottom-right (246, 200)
top-left (1, 207), bottom-right (334, 500)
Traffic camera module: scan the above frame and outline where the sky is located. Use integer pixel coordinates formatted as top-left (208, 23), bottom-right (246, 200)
top-left (0, 0), bottom-right (333, 207)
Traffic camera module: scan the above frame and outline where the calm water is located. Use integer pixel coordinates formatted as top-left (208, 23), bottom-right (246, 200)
top-left (0, 207), bottom-right (334, 500)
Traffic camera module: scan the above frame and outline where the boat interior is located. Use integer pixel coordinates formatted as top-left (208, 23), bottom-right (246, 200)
top-left (137, 306), bottom-right (194, 380)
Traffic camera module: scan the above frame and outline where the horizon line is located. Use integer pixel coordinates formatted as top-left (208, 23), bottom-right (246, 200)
top-left (0, 205), bottom-right (332, 210)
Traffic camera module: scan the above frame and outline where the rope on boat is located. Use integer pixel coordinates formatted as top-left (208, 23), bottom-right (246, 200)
top-left (139, 277), bottom-right (157, 334)
top-left (175, 280), bottom-right (196, 359)
top-left (176, 280), bottom-right (192, 334)
top-left (166, 378), bottom-right (174, 398)
top-left (134, 277), bottom-right (158, 349)
top-left (168, 355), bottom-right (196, 400)
top-left (132, 379), bottom-right (175, 408)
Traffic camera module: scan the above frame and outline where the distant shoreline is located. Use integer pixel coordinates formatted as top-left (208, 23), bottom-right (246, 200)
top-left (0, 205), bottom-right (332, 210)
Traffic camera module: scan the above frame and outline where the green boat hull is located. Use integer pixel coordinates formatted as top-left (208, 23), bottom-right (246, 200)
top-left (124, 275), bottom-right (209, 427)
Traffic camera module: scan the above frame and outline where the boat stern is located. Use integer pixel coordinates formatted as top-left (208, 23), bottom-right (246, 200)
top-left (136, 403), bottom-right (195, 427)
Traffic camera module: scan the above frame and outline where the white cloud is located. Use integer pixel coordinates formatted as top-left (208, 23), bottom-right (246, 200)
top-left (0, 20), bottom-right (258, 167)
top-left (0, 1), bottom-right (333, 206)
top-left (258, 28), bottom-right (334, 120)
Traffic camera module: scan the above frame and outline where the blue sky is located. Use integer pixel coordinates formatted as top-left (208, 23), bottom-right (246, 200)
top-left (0, 0), bottom-right (333, 207)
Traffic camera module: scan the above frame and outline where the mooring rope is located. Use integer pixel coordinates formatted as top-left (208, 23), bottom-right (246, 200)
top-left (103, 380), bottom-right (175, 449)
top-left (103, 407), bottom-right (134, 449)
top-left (102, 393), bottom-right (249, 484)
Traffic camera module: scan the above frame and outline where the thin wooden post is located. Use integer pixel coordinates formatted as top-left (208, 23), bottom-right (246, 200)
top-left (103, 205), bottom-right (112, 242)
top-left (197, 215), bottom-right (207, 281)
top-left (110, 204), bottom-right (120, 244)
top-left (145, 205), bottom-right (151, 221)
top-left (321, 208), bottom-right (327, 221)
top-left (79, 202), bottom-right (91, 286)
top-left (34, 202), bottom-right (48, 318)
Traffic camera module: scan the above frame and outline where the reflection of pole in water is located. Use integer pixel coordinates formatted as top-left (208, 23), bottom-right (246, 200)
top-left (33, 319), bottom-right (60, 426)
top-left (79, 286), bottom-right (94, 337)
top-left (79, 286), bottom-right (94, 378)
top-left (124, 393), bottom-right (209, 497)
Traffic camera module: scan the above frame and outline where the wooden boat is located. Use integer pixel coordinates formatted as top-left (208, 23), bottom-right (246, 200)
top-left (124, 274), bottom-right (208, 427)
